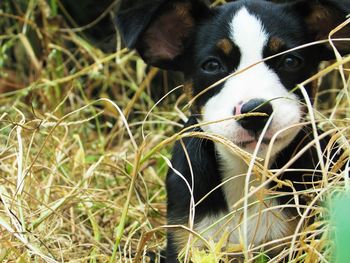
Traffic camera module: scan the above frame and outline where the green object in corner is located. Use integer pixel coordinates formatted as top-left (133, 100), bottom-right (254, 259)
top-left (332, 193), bottom-right (350, 263)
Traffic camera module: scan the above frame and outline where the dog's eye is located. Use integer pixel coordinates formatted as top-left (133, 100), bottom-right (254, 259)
top-left (201, 58), bottom-right (223, 73)
top-left (281, 55), bottom-right (303, 71)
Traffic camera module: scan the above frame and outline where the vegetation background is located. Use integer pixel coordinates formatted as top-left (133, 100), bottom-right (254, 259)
top-left (0, 0), bottom-right (349, 262)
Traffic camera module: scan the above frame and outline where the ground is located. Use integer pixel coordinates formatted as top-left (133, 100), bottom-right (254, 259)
top-left (0, 0), bottom-right (349, 262)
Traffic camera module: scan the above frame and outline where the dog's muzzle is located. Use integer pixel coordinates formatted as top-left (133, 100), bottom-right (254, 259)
top-left (236, 98), bottom-right (273, 133)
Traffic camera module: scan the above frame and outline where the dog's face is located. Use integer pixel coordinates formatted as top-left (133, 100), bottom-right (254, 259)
top-left (117, 0), bottom-right (350, 157)
top-left (188, 3), bottom-right (313, 156)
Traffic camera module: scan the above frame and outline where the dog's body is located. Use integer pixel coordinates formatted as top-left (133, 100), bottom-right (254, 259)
top-left (117, 0), bottom-right (349, 261)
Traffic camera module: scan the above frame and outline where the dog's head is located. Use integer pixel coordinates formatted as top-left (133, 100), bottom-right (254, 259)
top-left (117, 0), bottom-right (350, 157)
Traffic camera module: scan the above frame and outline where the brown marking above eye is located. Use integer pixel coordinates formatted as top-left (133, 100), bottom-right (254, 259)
top-left (268, 37), bottom-right (285, 53)
top-left (217, 38), bottom-right (233, 55)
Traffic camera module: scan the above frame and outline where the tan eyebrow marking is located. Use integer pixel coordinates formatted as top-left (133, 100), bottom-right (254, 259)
top-left (268, 37), bottom-right (285, 53)
top-left (217, 38), bottom-right (234, 55)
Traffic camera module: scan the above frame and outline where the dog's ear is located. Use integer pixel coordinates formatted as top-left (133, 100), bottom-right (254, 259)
top-left (289, 0), bottom-right (350, 59)
top-left (116, 0), bottom-right (211, 70)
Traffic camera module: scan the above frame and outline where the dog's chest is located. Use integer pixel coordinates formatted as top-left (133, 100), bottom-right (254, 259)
top-left (194, 145), bottom-right (295, 247)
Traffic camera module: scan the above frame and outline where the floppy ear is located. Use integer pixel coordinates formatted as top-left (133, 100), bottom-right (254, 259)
top-left (290, 0), bottom-right (350, 59)
top-left (116, 0), bottom-right (211, 70)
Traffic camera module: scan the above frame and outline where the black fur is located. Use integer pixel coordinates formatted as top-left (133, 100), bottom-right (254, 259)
top-left (116, 0), bottom-right (349, 261)
top-left (165, 119), bottom-right (341, 262)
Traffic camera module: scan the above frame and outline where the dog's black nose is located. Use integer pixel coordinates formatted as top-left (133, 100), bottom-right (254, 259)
top-left (237, 99), bottom-right (273, 133)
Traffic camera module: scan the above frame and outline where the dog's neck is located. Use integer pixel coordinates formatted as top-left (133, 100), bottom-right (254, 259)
top-left (194, 143), bottom-right (294, 248)
top-left (215, 143), bottom-right (276, 210)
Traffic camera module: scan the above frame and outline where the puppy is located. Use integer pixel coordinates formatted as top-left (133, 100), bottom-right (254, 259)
top-left (117, 0), bottom-right (350, 261)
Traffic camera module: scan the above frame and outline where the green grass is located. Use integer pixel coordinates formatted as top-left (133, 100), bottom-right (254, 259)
top-left (0, 0), bottom-right (349, 262)
top-left (331, 192), bottom-right (350, 263)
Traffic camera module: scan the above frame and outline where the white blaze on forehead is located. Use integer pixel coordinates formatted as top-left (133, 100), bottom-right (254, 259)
top-left (231, 7), bottom-right (268, 68)
top-left (198, 6), bottom-right (302, 238)
top-left (201, 6), bottom-right (301, 158)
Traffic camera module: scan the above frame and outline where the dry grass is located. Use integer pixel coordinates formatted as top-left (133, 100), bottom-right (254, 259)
top-left (0, 0), bottom-right (349, 262)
